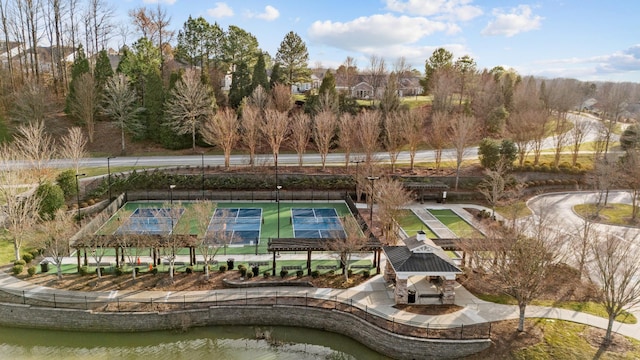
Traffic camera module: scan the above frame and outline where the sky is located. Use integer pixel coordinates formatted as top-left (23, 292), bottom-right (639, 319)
top-left (116, 0), bottom-right (640, 83)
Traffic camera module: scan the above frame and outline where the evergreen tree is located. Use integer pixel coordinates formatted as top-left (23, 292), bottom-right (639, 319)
top-left (269, 63), bottom-right (284, 89)
top-left (251, 52), bottom-right (269, 93)
top-left (274, 31), bottom-right (311, 86)
top-left (94, 49), bottom-right (114, 93)
top-left (228, 61), bottom-right (251, 109)
top-left (65, 45), bottom-right (90, 114)
top-left (318, 70), bottom-right (337, 98)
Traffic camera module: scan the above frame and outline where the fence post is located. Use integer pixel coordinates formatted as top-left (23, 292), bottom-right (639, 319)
top-left (365, 305), bottom-right (367, 321)
top-left (275, 291), bottom-right (277, 305)
top-left (117, 298), bottom-right (120, 312)
top-left (53, 293), bottom-right (56, 308)
top-left (488, 322), bottom-right (492, 338)
top-left (305, 293), bottom-right (308, 307)
top-left (460, 324), bottom-right (464, 339)
top-left (245, 290), bottom-right (248, 305)
top-left (22, 290), bottom-right (25, 304)
top-left (350, 298), bottom-right (352, 313)
top-left (183, 295), bottom-right (186, 309)
top-left (426, 324), bottom-right (430, 338)
top-left (85, 296), bottom-right (88, 310)
top-left (334, 295), bottom-right (337, 309)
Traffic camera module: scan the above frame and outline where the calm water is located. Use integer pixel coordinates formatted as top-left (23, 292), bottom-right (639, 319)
top-left (0, 325), bottom-right (391, 360)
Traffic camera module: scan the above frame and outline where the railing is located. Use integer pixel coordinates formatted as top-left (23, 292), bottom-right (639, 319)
top-left (0, 289), bottom-right (490, 340)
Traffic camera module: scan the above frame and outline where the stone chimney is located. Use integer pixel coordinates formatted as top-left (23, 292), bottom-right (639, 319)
top-left (416, 230), bottom-right (427, 242)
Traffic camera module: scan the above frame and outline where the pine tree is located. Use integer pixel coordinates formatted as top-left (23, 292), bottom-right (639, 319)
top-left (65, 45), bottom-right (90, 114)
top-left (251, 52), bottom-right (269, 93)
top-left (229, 62), bottom-right (252, 109)
top-left (94, 49), bottom-right (114, 93)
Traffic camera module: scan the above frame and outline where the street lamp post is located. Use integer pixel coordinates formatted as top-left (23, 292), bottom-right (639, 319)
top-left (276, 185), bottom-right (282, 239)
top-left (169, 184), bottom-right (176, 205)
top-left (107, 156), bottom-right (114, 202)
top-left (351, 160), bottom-right (364, 201)
top-left (366, 176), bottom-right (380, 224)
top-left (75, 173), bottom-right (86, 221)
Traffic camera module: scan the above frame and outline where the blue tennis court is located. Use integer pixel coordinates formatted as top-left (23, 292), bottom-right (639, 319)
top-left (291, 208), bottom-right (345, 238)
top-left (115, 208), bottom-right (185, 235)
top-left (208, 208), bottom-right (262, 245)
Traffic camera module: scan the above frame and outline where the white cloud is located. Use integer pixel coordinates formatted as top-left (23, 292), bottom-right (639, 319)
top-left (207, 2), bottom-right (234, 18)
top-left (481, 5), bottom-right (542, 37)
top-left (246, 5), bottom-right (280, 21)
top-left (385, 0), bottom-right (482, 21)
top-left (309, 14), bottom-right (454, 52)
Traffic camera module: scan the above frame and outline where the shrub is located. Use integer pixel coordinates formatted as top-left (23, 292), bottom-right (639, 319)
top-left (56, 169), bottom-right (77, 198)
top-left (29, 249), bottom-right (40, 259)
top-left (115, 267), bottom-right (124, 276)
top-left (79, 266), bottom-right (89, 276)
top-left (539, 164), bottom-right (550, 172)
top-left (14, 259), bottom-right (26, 266)
top-left (239, 267), bottom-right (247, 277)
top-left (185, 267), bottom-right (193, 274)
top-left (151, 267), bottom-right (158, 275)
top-left (35, 182), bottom-right (65, 219)
top-left (246, 271), bottom-right (253, 279)
top-left (328, 269), bottom-right (335, 276)
top-left (362, 270), bottom-right (371, 278)
top-left (311, 270), bottom-right (320, 278)
top-left (12, 265), bottom-right (23, 275)
top-left (22, 253), bottom-right (34, 264)
top-left (263, 271), bottom-right (270, 278)
top-left (347, 269), bottom-right (353, 277)
top-left (280, 269), bottom-right (289, 278)
top-left (296, 269), bottom-right (304, 278)
top-left (27, 266), bottom-right (37, 277)
top-left (219, 265), bottom-right (227, 273)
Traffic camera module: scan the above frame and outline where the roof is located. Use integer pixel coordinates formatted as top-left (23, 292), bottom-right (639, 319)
top-left (383, 246), bottom-right (461, 274)
top-left (268, 237), bottom-right (382, 252)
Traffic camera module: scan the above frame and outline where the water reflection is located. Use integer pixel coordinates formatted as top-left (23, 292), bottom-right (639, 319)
top-left (0, 325), bottom-right (391, 360)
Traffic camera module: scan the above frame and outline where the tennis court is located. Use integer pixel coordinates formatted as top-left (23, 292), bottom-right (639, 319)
top-left (291, 208), bottom-right (346, 238)
top-left (208, 208), bottom-right (262, 246)
top-left (115, 207), bottom-right (185, 235)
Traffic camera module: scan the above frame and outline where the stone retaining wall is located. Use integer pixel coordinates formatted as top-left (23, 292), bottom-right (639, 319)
top-left (0, 302), bottom-right (490, 360)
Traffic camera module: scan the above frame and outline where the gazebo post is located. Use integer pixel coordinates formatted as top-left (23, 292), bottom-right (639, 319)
top-left (84, 248), bottom-right (88, 266)
top-left (307, 250), bottom-right (312, 276)
top-left (376, 249), bottom-right (381, 274)
top-left (76, 249), bottom-right (81, 272)
top-left (272, 247), bottom-right (277, 276)
top-left (115, 247), bottom-right (119, 268)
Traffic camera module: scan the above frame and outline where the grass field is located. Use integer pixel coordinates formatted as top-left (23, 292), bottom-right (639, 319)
top-left (396, 209), bottom-right (438, 238)
top-left (574, 203), bottom-right (639, 226)
top-left (427, 209), bottom-right (484, 238)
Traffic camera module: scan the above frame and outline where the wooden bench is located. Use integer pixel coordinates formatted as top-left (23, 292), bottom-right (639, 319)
top-left (351, 264), bottom-right (371, 269)
top-left (162, 261), bottom-right (186, 266)
top-left (249, 261), bottom-right (270, 267)
top-left (419, 293), bottom-right (443, 299)
top-left (196, 260), bottom-right (218, 266)
top-left (88, 262), bottom-right (111, 267)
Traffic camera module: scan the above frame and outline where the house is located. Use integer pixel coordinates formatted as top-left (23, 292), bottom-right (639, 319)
top-left (383, 230), bottom-right (462, 305)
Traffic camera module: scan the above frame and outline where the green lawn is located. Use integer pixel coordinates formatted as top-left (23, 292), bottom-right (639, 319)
top-left (427, 209), bottom-right (484, 238)
top-left (397, 209), bottom-right (438, 238)
top-left (513, 319), bottom-right (640, 359)
top-left (574, 203), bottom-right (639, 226)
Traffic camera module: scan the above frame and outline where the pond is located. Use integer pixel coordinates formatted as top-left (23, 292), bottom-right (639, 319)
top-left (0, 325), bottom-right (391, 360)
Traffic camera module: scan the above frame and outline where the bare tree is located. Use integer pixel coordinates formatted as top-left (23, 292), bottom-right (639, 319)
top-left (551, 121), bottom-right (571, 167)
top-left (36, 209), bottom-right (78, 280)
top-left (246, 85), bottom-right (269, 112)
top-left (449, 114), bottom-right (477, 190)
top-left (383, 111), bottom-right (405, 172)
top-left (375, 177), bottom-right (412, 244)
top-left (355, 110), bottom-right (381, 168)
top-left (154, 203), bottom-right (184, 282)
top-left (365, 55), bottom-right (386, 103)
top-left (69, 72), bottom-right (98, 143)
top-left (190, 201), bottom-right (220, 279)
top-left (289, 111), bottom-right (311, 166)
top-left (164, 69), bottom-right (216, 151)
top-left (338, 113), bottom-right (355, 167)
top-left (589, 231), bottom-right (640, 345)
top-left (618, 150), bottom-right (640, 222)
top-left (313, 110), bottom-right (337, 170)
top-left (507, 109), bottom-right (537, 166)
top-left (87, 0), bottom-right (115, 55)
top-left (404, 108), bottom-right (425, 171)
top-left (85, 232), bottom-right (110, 279)
top-left (13, 120), bottom-right (56, 181)
top-left (477, 160), bottom-right (508, 218)
top-left (261, 109), bottom-right (289, 167)
top-left (116, 232), bottom-right (148, 281)
top-left (0, 144), bottom-right (41, 261)
top-left (201, 107), bottom-right (239, 168)
top-left (570, 217), bottom-right (596, 281)
top-left (11, 81), bottom-right (52, 124)
top-left (270, 83), bottom-right (293, 113)
top-left (58, 126), bottom-right (88, 174)
top-left (530, 110), bottom-right (550, 165)
top-left (484, 212), bottom-right (563, 332)
top-left (239, 103), bottom-right (261, 167)
top-left (327, 216), bottom-right (369, 281)
top-left (428, 110), bottom-right (448, 170)
top-left (569, 118), bottom-right (593, 166)
top-left (101, 74), bottom-right (145, 154)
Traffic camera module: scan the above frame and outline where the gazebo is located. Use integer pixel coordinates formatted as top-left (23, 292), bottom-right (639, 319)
top-left (383, 231), bottom-right (462, 305)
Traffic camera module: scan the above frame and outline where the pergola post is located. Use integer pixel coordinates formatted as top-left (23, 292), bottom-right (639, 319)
top-left (76, 250), bottom-right (81, 272)
top-left (272, 249), bottom-right (277, 276)
top-left (306, 250), bottom-right (312, 275)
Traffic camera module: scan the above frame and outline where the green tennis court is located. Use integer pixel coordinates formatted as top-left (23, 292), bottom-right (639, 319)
top-left (427, 209), bottom-right (484, 238)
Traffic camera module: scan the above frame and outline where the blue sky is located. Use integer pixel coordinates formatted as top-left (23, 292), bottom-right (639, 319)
top-left (118, 0), bottom-right (640, 82)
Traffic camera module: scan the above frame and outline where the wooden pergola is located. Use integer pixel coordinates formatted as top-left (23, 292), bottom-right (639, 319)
top-left (402, 182), bottom-right (449, 203)
top-left (71, 234), bottom-right (199, 271)
top-left (267, 237), bottom-right (383, 276)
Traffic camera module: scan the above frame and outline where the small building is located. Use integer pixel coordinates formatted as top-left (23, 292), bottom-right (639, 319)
top-left (383, 230), bottom-right (462, 305)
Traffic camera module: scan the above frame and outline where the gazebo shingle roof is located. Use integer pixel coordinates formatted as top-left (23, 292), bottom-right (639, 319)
top-left (383, 246), bottom-right (461, 273)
